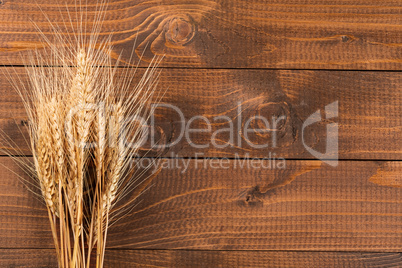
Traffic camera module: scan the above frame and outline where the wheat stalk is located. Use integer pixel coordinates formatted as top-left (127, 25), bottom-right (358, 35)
top-left (2, 1), bottom-right (164, 267)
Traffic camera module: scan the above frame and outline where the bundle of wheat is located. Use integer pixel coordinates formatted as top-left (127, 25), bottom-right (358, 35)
top-left (2, 1), bottom-right (163, 267)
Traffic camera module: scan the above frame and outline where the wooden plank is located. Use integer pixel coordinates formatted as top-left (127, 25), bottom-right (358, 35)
top-left (0, 68), bottom-right (401, 160)
top-left (1, 157), bottom-right (402, 251)
top-left (1, 249), bottom-right (402, 268)
top-left (0, 0), bottom-right (400, 70)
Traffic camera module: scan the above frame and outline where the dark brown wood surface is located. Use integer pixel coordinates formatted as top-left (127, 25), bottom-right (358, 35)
top-left (2, 249), bottom-right (402, 268)
top-left (0, 68), bottom-right (401, 159)
top-left (0, 0), bottom-right (401, 267)
top-left (1, 157), bottom-right (402, 251)
top-left (0, 0), bottom-right (400, 69)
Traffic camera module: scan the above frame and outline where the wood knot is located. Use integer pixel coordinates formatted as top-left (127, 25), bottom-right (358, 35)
top-left (242, 186), bottom-right (263, 206)
top-left (255, 102), bottom-right (290, 133)
top-left (165, 15), bottom-right (196, 47)
top-left (340, 35), bottom-right (357, 43)
top-left (240, 101), bottom-right (291, 147)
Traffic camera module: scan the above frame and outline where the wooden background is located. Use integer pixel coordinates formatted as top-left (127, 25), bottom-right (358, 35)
top-left (0, 0), bottom-right (401, 267)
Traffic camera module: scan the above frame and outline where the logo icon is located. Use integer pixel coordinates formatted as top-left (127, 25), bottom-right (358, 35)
top-left (302, 101), bottom-right (338, 167)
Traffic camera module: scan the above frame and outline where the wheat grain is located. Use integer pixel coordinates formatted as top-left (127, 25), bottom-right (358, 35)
top-left (35, 107), bottom-right (58, 215)
top-left (48, 98), bottom-right (65, 182)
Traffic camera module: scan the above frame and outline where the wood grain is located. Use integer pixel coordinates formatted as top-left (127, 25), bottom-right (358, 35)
top-left (0, 0), bottom-right (400, 265)
top-left (0, 0), bottom-right (400, 70)
top-left (1, 157), bottom-right (402, 251)
top-left (0, 68), bottom-right (400, 160)
top-left (1, 249), bottom-right (401, 268)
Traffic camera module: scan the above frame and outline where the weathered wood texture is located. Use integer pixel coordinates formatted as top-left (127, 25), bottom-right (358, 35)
top-left (0, 68), bottom-right (400, 159)
top-left (0, 0), bottom-right (400, 70)
top-left (1, 249), bottom-right (402, 268)
top-left (1, 157), bottom-right (402, 251)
